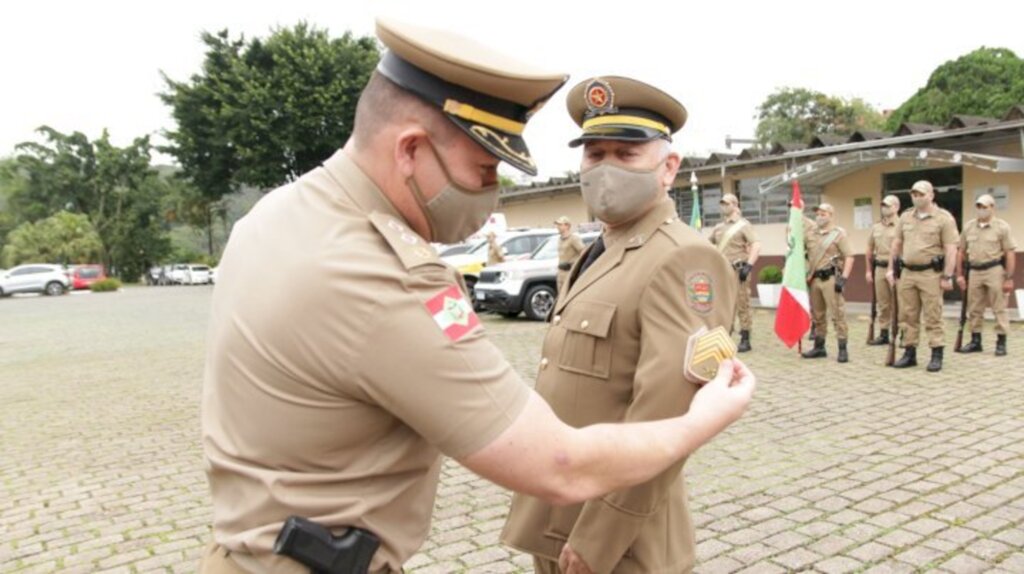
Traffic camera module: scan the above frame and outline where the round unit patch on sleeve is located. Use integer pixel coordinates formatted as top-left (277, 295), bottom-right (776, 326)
top-left (686, 271), bottom-right (714, 314)
top-left (426, 285), bottom-right (480, 342)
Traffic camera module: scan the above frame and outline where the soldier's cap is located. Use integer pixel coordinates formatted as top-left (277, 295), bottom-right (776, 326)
top-left (375, 18), bottom-right (569, 176)
top-left (882, 195), bottom-right (900, 208)
top-left (566, 76), bottom-right (687, 148)
top-left (553, 215), bottom-right (572, 225)
top-left (976, 194), bottom-right (996, 207)
top-left (911, 180), bottom-right (934, 195)
top-left (720, 193), bottom-right (739, 205)
top-left (815, 203), bottom-right (835, 214)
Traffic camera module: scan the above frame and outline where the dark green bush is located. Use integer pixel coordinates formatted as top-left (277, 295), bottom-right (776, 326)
top-left (757, 265), bottom-right (783, 284)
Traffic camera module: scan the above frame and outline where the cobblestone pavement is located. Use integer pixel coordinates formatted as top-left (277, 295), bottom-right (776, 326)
top-left (1, 287), bottom-right (1022, 573)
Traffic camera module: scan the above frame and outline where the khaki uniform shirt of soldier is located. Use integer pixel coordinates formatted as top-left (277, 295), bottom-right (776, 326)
top-left (555, 217), bottom-right (585, 293)
top-left (487, 232), bottom-right (506, 265)
top-left (502, 76), bottom-right (737, 574)
top-left (710, 196), bottom-right (758, 332)
top-left (959, 195), bottom-right (1018, 336)
top-left (867, 196), bottom-right (899, 332)
top-left (199, 19), bottom-right (569, 574)
top-left (806, 206), bottom-right (852, 340)
top-left (893, 189), bottom-right (959, 349)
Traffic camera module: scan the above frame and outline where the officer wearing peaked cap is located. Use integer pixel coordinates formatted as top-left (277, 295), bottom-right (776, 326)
top-left (887, 180), bottom-right (959, 372)
top-left (956, 193), bottom-right (1017, 356)
top-left (502, 76), bottom-right (745, 574)
top-left (802, 203), bottom-right (854, 363)
top-left (199, 19), bottom-right (755, 574)
top-left (554, 215), bottom-right (585, 294)
top-left (711, 193), bottom-right (761, 352)
top-left (866, 195), bottom-right (901, 346)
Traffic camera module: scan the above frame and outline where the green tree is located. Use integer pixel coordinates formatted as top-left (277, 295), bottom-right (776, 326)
top-left (13, 127), bottom-right (172, 280)
top-left (754, 87), bottom-right (886, 144)
top-left (1, 211), bottom-right (103, 268)
top-left (160, 23), bottom-right (379, 230)
top-left (0, 157), bottom-right (28, 255)
top-left (887, 47), bottom-right (1024, 129)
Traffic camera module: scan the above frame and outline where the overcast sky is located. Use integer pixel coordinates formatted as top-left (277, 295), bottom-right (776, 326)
top-left (2, 0), bottom-right (1022, 181)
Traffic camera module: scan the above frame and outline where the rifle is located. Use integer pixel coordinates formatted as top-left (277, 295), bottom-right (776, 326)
top-left (954, 263), bottom-right (970, 351)
top-left (885, 259), bottom-right (901, 366)
top-left (867, 257), bottom-right (877, 344)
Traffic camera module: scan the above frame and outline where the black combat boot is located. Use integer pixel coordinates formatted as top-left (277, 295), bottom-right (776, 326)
top-left (837, 339), bottom-right (849, 363)
top-left (802, 336), bottom-right (827, 359)
top-left (737, 330), bottom-right (751, 353)
top-left (957, 333), bottom-right (982, 353)
top-left (995, 334), bottom-right (1007, 357)
top-left (927, 346), bottom-right (944, 372)
top-left (892, 346), bottom-right (917, 368)
top-left (868, 329), bottom-right (889, 346)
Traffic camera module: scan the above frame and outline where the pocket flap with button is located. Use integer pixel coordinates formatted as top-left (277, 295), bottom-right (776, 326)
top-left (561, 300), bottom-right (615, 338)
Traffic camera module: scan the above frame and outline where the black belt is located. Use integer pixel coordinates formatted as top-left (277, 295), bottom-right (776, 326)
top-left (968, 259), bottom-right (1004, 271)
top-left (811, 268), bottom-right (836, 280)
top-left (903, 262), bottom-right (935, 272)
top-left (872, 259), bottom-right (889, 268)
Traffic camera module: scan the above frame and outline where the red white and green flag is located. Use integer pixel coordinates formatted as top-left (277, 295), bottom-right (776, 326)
top-left (773, 179), bottom-right (811, 348)
top-left (426, 285), bottom-right (480, 342)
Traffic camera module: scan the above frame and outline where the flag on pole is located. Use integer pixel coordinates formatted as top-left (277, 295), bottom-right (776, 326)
top-left (773, 179), bottom-right (811, 348)
top-left (689, 171), bottom-right (702, 229)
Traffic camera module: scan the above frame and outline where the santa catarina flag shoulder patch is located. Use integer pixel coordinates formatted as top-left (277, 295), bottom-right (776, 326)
top-left (426, 285), bottom-right (480, 342)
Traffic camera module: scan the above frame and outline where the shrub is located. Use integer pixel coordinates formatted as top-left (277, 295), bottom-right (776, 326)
top-left (758, 265), bottom-right (783, 284)
top-left (90, 278), bottom-right (123, 292)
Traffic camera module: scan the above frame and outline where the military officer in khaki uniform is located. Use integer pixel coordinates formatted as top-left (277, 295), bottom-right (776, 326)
top-left (886, 180), bottom-right (960, 372)
top-left (710, 193), bottom-right (760, 352)
top-left (486, 231), bottom-right (505, 265)
top-left (865, 195), bottom-right (901, 345)
top-left (801, 203), bottom-right (854, 362)
top-left (501, 76), bottom-right (738, 574)
top-left (555, 215), bottom-right (586, 293)
top-left (199, 19), bottom-right (757, 574)
top-left (955, 193), bottom-right (1017, 356)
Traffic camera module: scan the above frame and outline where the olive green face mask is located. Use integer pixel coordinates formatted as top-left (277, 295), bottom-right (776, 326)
top-left (407, 140), bottom-right (500, 244)
top-left (580, 160), bottom-right (664, 226)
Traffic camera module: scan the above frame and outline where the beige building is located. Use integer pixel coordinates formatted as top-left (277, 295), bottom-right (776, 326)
top-left (499, 105), bottom-right (1024, 305)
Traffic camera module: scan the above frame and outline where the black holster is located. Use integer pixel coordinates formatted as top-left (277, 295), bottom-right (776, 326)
top-left (274, 516), bottom-right (380, 574)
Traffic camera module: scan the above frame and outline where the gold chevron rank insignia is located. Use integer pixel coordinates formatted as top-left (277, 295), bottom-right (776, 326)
top-left (684, 326), bottom-right (737, 384)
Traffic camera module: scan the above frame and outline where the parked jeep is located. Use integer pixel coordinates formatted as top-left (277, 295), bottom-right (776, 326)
top-left (474, 232), bottom-right (598, 320)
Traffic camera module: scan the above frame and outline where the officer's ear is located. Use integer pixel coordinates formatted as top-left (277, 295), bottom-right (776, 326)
top-left (394, 128), bottom-right (429, 178)
top-left (660, 151), bottom-right (681, 189)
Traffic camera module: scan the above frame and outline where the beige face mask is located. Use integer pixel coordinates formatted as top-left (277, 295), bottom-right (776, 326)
top-left (580, 161), bottom-right (664, 226)
top-left (976, 206), bottom-right (993, 220)
top-left (407, 140), bottom-right (500, 244)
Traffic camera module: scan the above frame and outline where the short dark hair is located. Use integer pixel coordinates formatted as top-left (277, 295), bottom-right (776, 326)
top-left (352, 72), bottom-right (457, 148)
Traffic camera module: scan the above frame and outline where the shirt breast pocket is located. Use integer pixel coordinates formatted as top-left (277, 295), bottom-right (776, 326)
top-left (558, 300), bottom-right (617, 380)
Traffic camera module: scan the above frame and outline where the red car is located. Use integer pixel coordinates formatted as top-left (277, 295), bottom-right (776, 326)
top-left (70, 264), bottom-right (106, 290)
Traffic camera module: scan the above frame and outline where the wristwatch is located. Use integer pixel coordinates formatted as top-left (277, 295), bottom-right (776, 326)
top-left (942, 274), bottom-right (954, 281)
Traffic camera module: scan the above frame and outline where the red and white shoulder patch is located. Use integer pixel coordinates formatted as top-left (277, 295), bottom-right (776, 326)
top-left (425, 285), bottom-right (480, 342)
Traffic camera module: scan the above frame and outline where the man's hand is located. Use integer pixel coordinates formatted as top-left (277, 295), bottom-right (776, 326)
top-left (885, 269), bottom-right (895, 286)
top-left (559, 543), bottom-right (594, 574)
top-left (1004, 278), bottom-right (1015, 294)
top-left (957, 276), bottom-right (967, 291)
top-left (688, 359), bottom-right (756, 442)
top-left (940, 277), bottom-right (953, 292)
top-left (865, 270), bottom-right (873, 284)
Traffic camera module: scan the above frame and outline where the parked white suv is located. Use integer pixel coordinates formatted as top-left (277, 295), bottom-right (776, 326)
top-left (475, 232), bottom-right (599, 320)
top-left (0, 264), bottom-right (72, 297)
top-left (442, 229), bottom-right (557, 304)
top-left (185, 264), bottom-right (212, 285)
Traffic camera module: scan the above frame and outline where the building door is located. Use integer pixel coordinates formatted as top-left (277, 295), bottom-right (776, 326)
top-left (883, 166), bottom-right (964, 302)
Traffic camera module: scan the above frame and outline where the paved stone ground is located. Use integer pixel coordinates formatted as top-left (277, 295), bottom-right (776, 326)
top-left (1, 287), bottom-right (1022, 573)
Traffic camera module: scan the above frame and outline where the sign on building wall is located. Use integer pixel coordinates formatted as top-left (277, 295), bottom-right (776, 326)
top-left (854, 197), bottom-right (873, 230)
top-left (973, 185), bottom-right (1009, 210)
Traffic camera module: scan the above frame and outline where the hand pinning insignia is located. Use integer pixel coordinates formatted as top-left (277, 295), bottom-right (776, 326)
top-left (684, 326), bottom-right (737, 384)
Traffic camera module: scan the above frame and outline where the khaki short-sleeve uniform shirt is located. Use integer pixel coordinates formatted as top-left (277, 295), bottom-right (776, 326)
top-left (202, 151), bottom-right (530, 574)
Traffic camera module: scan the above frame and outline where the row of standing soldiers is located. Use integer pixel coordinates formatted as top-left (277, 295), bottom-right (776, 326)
top-left (708, 180), bottom-right (1017, 370)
